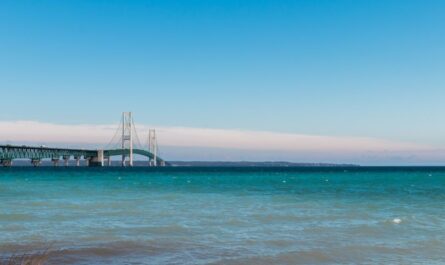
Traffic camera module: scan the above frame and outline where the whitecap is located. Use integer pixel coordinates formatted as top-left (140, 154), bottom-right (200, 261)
top-left (392, 218), bottom-right (402, 224)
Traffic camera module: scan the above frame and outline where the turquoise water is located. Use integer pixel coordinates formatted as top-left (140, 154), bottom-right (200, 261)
top-left (1, 167), bottom-right (445, 264)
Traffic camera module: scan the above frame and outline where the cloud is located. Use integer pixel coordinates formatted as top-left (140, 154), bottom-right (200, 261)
top-left (0, 120), bottom-right (427, 151)
top-left (0, 120), bottom-right (441, 165)
top-left (153, 126), bottom-right (428, 152)
top-left (0, 121), bottom-right (116, 144)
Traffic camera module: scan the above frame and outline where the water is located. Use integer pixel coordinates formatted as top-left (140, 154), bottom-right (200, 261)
top-left (1, 167), bottom-right (445, 264)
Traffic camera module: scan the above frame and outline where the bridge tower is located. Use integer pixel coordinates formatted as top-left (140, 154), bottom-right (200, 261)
top-left (121, 112), bottom-right (134, 167)
top-left (148, 129), bottom-right (158, 166)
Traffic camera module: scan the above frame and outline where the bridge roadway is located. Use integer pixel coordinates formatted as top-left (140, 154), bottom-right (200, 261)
top-left (0, 145), bottom-right (166, 167)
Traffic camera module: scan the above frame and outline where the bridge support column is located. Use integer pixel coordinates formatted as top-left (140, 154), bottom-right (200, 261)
top-left (107, 157), bottom-right (112, 166)
top-left (89, 150), bottom-right (104, 167)
top-left (31, 159), bottom-right (41, 167)
top-left (63, 155), bottom-right (70, 167)
top-left (52, 158), bottom-right (60, 167)
top-left (74, 156), bottom-right (81, 167)
top-left (1, 159), bottom-right (12, 167)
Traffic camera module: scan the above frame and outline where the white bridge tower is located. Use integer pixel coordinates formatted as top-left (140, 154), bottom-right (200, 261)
top-left (148, 129), bottom-right (158, 166)
top-left (121, 112), bottom-right (133, 167)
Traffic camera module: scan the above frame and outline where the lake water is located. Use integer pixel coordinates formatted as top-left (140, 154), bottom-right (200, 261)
top-left (1, 167), bottom-right (444, 264)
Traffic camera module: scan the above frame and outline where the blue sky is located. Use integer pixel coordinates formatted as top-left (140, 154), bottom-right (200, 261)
top-left (1, 0), bottom-right (445, 163)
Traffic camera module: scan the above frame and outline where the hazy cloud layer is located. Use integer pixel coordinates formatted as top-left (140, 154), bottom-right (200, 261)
top-left (0, 120), bottom-right (442, 165)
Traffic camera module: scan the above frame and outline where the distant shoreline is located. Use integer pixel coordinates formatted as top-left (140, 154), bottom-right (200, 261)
top-left (168, 161), bottom-right (359, 167)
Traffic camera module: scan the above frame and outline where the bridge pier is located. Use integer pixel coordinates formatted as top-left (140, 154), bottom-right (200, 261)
top-left (1, 159), bottom-right (12, 167)
top-left (89, 150), bottom-right (104, 167)
top-left (121, 157), bottom-right (131, 167)
top-left (107, 157), bottom-right (112, 166)
top-left (31, 159), bottom-right (41, 167)
top-left (63, 155), bottom-right (70, 167)
top-left (74, 156), bottom-right (81, 167)
top-left (52, 158), bottom-right (60, 167)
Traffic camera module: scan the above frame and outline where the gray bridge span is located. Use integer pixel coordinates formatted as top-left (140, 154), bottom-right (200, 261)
top-left (0, 145), bottom-right (166, 167)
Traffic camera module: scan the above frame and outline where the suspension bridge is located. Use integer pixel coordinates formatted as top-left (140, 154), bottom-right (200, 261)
top-left (0, 112), bottom-right (167, 167)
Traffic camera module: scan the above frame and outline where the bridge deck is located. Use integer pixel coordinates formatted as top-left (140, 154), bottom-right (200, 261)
top-left (0, 145), bottom-right (165, 166)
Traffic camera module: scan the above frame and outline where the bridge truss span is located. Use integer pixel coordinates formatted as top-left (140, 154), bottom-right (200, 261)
top-left (0, 145), bottom-right (97, 167)
top-left (0, 145), bottom-right (167, 167)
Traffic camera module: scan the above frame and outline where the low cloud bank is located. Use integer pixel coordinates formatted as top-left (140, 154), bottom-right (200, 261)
top-left (0, 120), bottom-right (442, 165)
